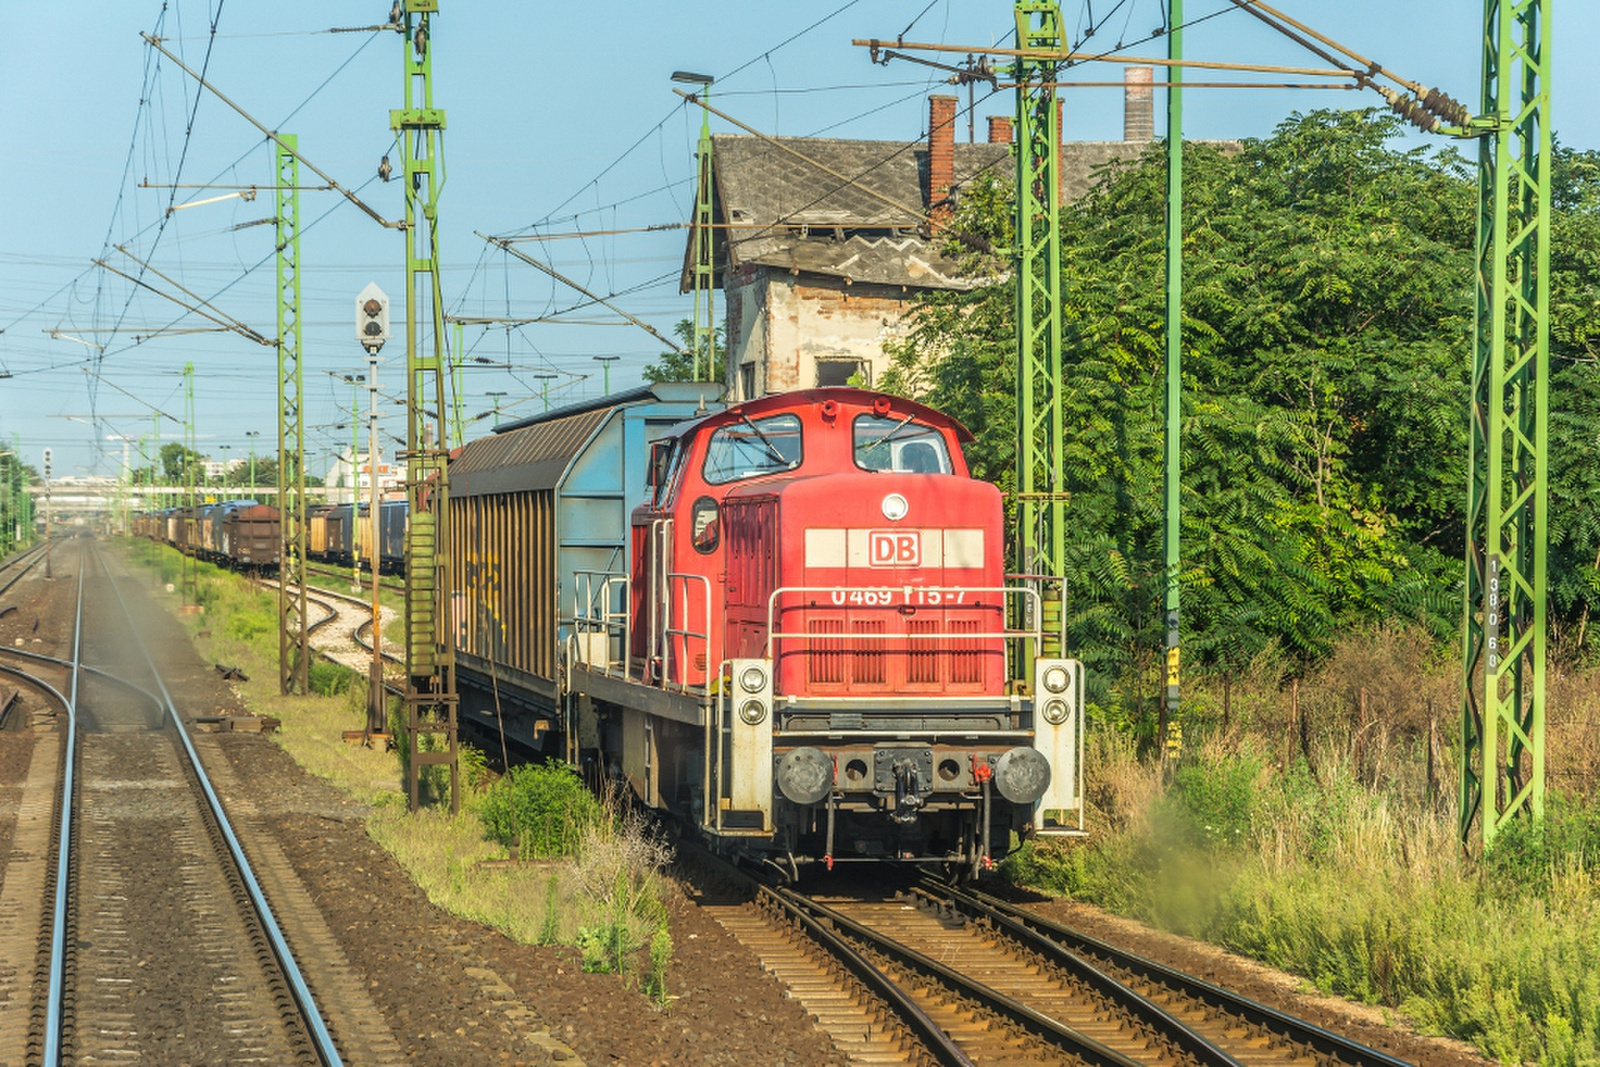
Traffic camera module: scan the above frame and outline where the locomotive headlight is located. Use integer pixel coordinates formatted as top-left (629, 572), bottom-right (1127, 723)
top-left (881, 493), bottom-right (909, 521)
top-left (1042, 664), bottom-right (1069, 694)
top-left (738, 698), bottom-right (768, 726)
top-left (739, 664), bottom-right (768, 693)
top-left (1041, 698), bottom-right (1070, 726)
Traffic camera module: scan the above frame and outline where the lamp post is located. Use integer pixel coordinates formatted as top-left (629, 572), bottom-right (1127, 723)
top-left (594, 355), bottom-right (619, 395)
top-left (244, 431), bottom-right (260, 493)
top-left (533, 373), bottom-right (555, 412)
top-left (217, 445), bottom-right (231, 491)
top-left (485, 391), bottom-right (507, 427)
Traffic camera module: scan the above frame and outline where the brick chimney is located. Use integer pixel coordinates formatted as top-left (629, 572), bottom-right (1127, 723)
top-left (927, 94), bottom-right (958, 232)
top-left (1124, 66), bottom-right (1154, 141)
top-left (986, 115), bottom-right (1013, 144)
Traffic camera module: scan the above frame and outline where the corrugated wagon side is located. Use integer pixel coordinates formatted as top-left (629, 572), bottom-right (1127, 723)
top-left (448, 383), bottom-right (724, 754)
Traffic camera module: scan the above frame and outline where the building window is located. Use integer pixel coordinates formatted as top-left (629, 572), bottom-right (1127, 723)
top-left (740, 362), bottom-right (757, 400)
top-left (816, 360), bottom-right (868, 388)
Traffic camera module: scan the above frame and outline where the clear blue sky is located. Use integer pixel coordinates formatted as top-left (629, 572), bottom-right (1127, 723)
top-left (4, 1), bottom-right (1595, 483)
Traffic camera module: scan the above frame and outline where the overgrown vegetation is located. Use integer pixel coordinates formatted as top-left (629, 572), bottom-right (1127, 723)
top-left (479, 761), bottom-right (604, 858)
top-left (1007, 626), bottom-right (1600, 1064)
top-left (872, 109), bottom-right (1600, 1062)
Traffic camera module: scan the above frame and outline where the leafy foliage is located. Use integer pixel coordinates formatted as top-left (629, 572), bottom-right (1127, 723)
top-left (885, 109), bottom-right (1600, 723)
top-left (642, 317), bottom-right (724, 384)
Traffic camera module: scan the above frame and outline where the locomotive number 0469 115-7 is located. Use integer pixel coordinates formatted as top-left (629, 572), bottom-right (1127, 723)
top-left (826, 588), bottom-right (968, 606)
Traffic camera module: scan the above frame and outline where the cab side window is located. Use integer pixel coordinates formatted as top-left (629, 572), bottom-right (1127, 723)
top-left (651, 439), bottom-right (690, 509)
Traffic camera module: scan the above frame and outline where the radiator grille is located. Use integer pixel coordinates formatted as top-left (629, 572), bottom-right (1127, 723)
top-left (808, 619), bottom-right (844, 684)
top-left (907, 620), bottom-right (940, 684)
top-left (948, 619), bottom-right (982, 684)
top-left (852, 620), bottom-right (886, 684)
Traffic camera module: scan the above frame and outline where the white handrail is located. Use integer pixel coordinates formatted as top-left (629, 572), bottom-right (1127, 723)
top-left (762, 584), bottom-right (1040, 658)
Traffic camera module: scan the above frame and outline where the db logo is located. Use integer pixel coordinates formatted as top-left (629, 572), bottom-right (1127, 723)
top-left (868, 530), bottom-right (920, 567)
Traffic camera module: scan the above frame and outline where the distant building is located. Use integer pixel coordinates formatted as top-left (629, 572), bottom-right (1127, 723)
top-left (327, 448), bottom-right (403, 502)
top-left (688, 69), bottom-right (1187, 402)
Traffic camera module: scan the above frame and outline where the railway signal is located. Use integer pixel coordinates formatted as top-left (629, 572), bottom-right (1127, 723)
top-left (356, 282), bottom-right (390, 352)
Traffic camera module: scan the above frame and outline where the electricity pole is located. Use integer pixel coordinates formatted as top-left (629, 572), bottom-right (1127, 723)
top-left (1159, 0), bottom-right (1184, 768)
top-left (1460, 0), bottom-right (1551, 848)
top-left (673, 70), bottom-right (716, 383)
top-left (277, 136), bottom-right (310, 694)
top-left (595, 354), bottom-right (619, 395)
top-left (350, 374), bottom-right (364, 590)
top-left (394, 0), bottom-right (460, 812)
top-left (42, 448), bottom-right (53, 578)
top-left (182, 363), bottom-right (197, 608)
top-left (1012, 1), bottom-right (1067, 659)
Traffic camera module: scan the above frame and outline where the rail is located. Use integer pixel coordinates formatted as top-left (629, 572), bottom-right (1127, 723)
top-left (96, 543), bottom-right (344, 1065)
top-left (950, 881), bottom-right (1416, 1067)
top-left (42, 552), bottom-right (83, 1065)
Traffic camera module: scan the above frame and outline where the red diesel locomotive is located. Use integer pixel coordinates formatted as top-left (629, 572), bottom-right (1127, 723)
top-left (450, 384), bottom-right (1083, 877)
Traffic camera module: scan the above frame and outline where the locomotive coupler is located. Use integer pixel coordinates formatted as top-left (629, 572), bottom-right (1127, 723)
top-left (890, 759), bottom-right (924, 825)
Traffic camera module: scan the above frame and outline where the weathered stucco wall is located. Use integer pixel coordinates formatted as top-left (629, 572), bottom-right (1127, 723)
top-left (725, 268), bottom-right (912, 401)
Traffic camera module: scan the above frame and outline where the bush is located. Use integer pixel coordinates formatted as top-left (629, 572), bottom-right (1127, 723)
top-left (1156, 751), bottom-right (1263, 850)
top-left (478, 762), bottom-right (603, 858)
top-left (309, 659), bottom-right (355, 697)
top-left (1485, 793), bottom-right (1600, 892)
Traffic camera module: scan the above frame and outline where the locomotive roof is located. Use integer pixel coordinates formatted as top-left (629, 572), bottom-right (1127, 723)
top-left (657, 387), bottom-right (975, 444)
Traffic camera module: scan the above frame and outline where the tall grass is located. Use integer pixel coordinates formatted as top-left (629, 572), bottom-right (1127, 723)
top-left (1013, 623), bottom-right (1600, 1065)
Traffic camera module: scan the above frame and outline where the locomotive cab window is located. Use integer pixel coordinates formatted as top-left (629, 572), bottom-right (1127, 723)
top-left (853, 415), bottom-right (952, 474)
top-left (702, 413), bottom-right (803, 485)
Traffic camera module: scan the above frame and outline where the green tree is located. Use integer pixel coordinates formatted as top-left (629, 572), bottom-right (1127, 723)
top-left (885, 109), bottom-right (1485, 726)
top-left (159, 442), bottom-right (205, 485)
top-left (642, 318), bottom-right (724, 384)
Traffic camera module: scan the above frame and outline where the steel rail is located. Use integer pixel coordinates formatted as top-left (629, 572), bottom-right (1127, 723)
top-left (913, 880), bottom-right (1242, 1067)
top-left (956, 883), bottom-right (1416, 1067)
top-left (778, 886), bottom-right (1144, 1067)
top-left (758, 883), bottom-right (978, 1067)
top-left (0, 644), bottom-right (166, 711)
top-left (41, 545), bottom-right (84, 1063)
top-left (95, 543), bottom-right (345, 1066)
top-left (678, 839), bottom-right (974, 1067)
top-left (0, 540), bottom-right (52, 598)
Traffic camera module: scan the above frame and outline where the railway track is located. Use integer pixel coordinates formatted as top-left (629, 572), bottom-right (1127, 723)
top-left (691, 846), bottom-right (1413, 1066)
top-left (264, 577), bottom-right (404, 688)
top-left (0, 541), bottom-right (346, 1065)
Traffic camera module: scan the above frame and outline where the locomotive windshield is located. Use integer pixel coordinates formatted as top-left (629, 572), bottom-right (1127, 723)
top-left (853, 415), bottom-right (952, 474)
top-left (702, 413), bottom-right (803, 484)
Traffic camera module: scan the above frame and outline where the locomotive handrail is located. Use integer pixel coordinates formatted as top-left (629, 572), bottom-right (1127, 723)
top-left (570, 568), bottom-right (714, 695)
top-left (572, 569), bottom-right (632, 678)
top-left (661, 571), bottom-right (714, 695)
top-left (762, 584), bottom-right (1041, 659)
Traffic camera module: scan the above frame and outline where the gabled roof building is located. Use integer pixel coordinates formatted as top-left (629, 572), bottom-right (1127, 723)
top-left (692, 70), bottom-right (1172, 402)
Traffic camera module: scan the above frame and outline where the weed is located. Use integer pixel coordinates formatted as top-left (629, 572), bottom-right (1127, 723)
top-left (478, 762), bottom-right (603, 858)
top-left (644, 922), bottom-right (673, 1003)
top-left (537, 873), bottom-right (561, 946)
